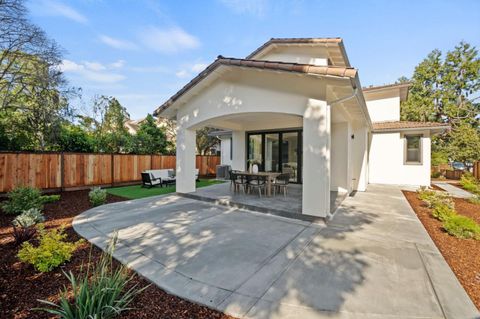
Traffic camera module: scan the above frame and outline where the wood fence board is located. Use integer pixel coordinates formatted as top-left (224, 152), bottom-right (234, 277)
top-left (0, 152), bottom-right (219, 193)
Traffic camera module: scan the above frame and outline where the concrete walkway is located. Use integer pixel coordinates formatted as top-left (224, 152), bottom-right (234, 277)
top-left (73, 184), bottom-right (479, 319)
top-left (433, 182), bottom-right (474, 199)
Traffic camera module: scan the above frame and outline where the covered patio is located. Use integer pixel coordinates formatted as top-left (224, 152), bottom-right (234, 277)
top-left (180, 182), bottom-right (348, 222)
top-left (155, 56), bottom-right (370, 218)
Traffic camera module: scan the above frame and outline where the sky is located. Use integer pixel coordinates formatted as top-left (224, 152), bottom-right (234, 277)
top-left (26, 0), bottom-right (480, 119)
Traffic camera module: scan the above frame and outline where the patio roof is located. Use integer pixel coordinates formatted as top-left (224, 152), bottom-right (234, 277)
top-left (153, 56), bottom-right (358, 116)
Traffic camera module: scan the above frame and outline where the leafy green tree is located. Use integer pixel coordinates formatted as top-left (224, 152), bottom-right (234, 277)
top-left (401, 41), bottom-right (480, 164)
top-left (196, 127), bottom-right (219, 155)
top-left (132, 114), bottom-right (168, 154)
top-left (56, 123), bottom-right (94, 152)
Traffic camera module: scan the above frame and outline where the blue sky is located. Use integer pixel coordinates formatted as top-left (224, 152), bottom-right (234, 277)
top-left (27, 0), bottom-right (480, 119)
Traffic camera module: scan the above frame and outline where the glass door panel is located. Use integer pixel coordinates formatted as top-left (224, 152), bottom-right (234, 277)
top-left (281, 132), bottom-right (299, 182)
top-left (248, 134), bottom-right (262, 170)
top-left (264, 133), bottom-right (280, 172)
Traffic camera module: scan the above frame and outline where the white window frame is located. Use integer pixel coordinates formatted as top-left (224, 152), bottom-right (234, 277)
top-left (403, 133), bottom-right (423, 165)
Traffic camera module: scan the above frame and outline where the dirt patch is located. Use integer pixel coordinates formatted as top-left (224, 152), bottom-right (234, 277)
top-left (403, 190), bottom-right (480, 309)
top-left (0, 190), bottom-right (234, 319)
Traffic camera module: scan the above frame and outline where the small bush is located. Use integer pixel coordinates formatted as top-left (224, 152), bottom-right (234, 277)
top-left (460, 172), bottom-right (480, 195)
top-left (431, 171), bottom-right (442, 178)
top-left (432, 203), bottom-right (457, 222)
top-left (443, 215), bottom-right (480, 240)
top-left (37, 234), bottom-right (147, 318)
top-left (12, 208), bottom-right (45, 245)
top-left (1, 186), bottom-right (43, 215)
top-left (417, 187), bottom-right (454, 210)
top-left (89, 187), bottom-right (107, 207)
top-left (469, 195), bottom-right (480, 205)
top-left (41, 194), bottom-right (60, 204)
top-left (17, 225), bottom-right (83, 272)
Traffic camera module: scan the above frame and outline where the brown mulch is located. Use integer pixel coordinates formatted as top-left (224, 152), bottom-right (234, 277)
top-left (0, 190), bottom-right (234, 319)
top-left (403, 190), bottom-right (480, 309)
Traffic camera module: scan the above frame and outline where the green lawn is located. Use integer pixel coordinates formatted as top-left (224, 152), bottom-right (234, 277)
top-left (106, 179), bottom-right (225, 199)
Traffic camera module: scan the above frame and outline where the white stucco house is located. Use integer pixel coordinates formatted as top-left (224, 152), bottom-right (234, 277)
top-left (153, 38), bottom-right (449, 218)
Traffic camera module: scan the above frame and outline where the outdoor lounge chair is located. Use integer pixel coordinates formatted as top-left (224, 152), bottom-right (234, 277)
top-left (141, 172), bottom-right (162, 188)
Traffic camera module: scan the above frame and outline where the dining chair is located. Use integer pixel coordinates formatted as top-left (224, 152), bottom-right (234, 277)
top-left (273, 173), bottom-right (290, 198)
top-left (247, 175), bottom-right (267, 197)
top-left (233, 172), bottom-right (248, 193)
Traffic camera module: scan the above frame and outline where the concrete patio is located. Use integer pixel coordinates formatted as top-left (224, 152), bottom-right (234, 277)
top-left (73, 184), bottom-right (479, 319)
top-left (180, 182), bottom-right (347, 222)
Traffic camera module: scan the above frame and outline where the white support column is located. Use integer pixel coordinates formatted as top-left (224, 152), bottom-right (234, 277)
top-left (231, 130), bottom-right (246, 171)
top-left (303, 99), bottom-right (331, 217)
top-left (352, 123), bottom-right (368, 191)
top-left (176, 126), bottom-right (196, 193)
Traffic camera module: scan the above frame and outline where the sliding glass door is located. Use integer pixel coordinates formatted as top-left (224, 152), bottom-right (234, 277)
top-left (246, 130), bottom-right (302, 183)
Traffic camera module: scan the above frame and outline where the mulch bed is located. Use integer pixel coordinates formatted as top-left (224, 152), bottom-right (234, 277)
top-left (403, 190), bottom-right (480, 309)
top-left (0, 190), bottom-right (234, 319)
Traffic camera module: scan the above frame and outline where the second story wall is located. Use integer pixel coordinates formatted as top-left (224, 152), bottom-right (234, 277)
top-left (363, 87), bottom-right (405, 122)
top-left (255, 46), bottom-right (329, 66)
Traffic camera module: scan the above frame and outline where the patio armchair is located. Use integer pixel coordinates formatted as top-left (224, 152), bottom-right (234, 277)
top-left (247, 175), bottom-right (267, 197)
top-left (141, 172), bottom-right (162, 188)
top-left (273, 173), bottom-right (290, 197)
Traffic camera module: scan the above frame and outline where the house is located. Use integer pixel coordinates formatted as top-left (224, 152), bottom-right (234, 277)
top-left (153, 38), bottom-right (449, 218)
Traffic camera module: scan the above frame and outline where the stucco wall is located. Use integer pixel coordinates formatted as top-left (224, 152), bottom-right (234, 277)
top-left (258, 47), bottom-right (329, 66)
top-left (365, 96), bottom-right (400, 122)
top-left (368, 131), bottom-right (431, 186)
top-left (220, 136), bottom-right (232, 166)
top-left (331, 122), bottom-right (350, 192)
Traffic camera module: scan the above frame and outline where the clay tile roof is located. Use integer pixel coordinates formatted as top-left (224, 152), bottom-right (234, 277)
top-left (372, 121), bottom-right (450, 131)
top-left (154, 56), bottom-right (357, 116)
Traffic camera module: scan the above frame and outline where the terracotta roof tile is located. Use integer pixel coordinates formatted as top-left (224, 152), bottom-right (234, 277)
top-left (372, 121), bottom-right (450, 131)
top-left (154, 56), bottom-right (357, 115)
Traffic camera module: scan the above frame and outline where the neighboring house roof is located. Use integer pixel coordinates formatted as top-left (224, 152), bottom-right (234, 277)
top-left (246, 37), bottom-right (350, 67)
top-left (372, 121), bottom-right (450, 132)
top-left (153, 56), bottom-right (358, 116)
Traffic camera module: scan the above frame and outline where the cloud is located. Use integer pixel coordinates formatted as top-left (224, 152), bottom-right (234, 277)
top-left (219, 0), bottom-right (268, 17)
top-left (139, 26), bottom-right (200, 54)
top-left (60, 59), bottom-right (126, 83)
top-left (176, 62), bottom-right (209, 79)
top-left (39, 0), bottom-right (88, 24)
top-left (110, 60), bottom-right (126, 69)
top-left (99, 35), bottom-right (138, 50)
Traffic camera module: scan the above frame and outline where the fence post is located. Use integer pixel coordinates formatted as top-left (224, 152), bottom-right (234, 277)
top-left (111, 153), bottom-right (114, 188)
top-left (60, 152), bottom-right (65, 191)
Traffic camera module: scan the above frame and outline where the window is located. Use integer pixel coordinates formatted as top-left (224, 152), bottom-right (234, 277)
top-left (405, 135), bottom-right (422, 164)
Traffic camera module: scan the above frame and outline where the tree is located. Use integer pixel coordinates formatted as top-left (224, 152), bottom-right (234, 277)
top-left (56, 123), bottom-right (94, 152)
top-left (80, 95), bottom-right (132, 153)
top-left (401, 41), bottom-right (480, 163)
top-left (1, 0), bottom-right (65, 111)
top-left (132, 114), bottom-right (168, 154)
top-left (196, 127), bottom-right (219, 155)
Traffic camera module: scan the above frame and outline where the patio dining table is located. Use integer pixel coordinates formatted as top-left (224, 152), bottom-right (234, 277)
top-left (235, 171), bottom-right (281, 196)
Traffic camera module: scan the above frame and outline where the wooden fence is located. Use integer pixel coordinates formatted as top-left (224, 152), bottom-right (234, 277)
top-left (0, 152), bottom-right (220, 193)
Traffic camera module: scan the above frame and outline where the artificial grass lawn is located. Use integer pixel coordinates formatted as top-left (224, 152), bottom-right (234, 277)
top-left (106, 179), bottom-right (225, 199)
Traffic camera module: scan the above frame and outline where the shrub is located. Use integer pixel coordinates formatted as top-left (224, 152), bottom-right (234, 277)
top-left (17, 225), bottom-right (83, 272)
top-left (469, 195), bottom-right (480, 205)
top-left (417, 188), bottom-right (454, 210)
top-left (431, 171), bottom-right (442, 178)
top-left (460, 172), bottom-right (480, 195)
top-left (37, 235), bottom-right (147, 318)
top-left (89, 187), bottom-right (107, 207)
top-left (12, 208), bottom-right (45, 245)
top-left (1, 186), bottom-right (43, 215)
top-left (443, 215), bottom-right (480, 240)
top-left (1, 187), bottom-right (61, 215)
top-left (431, 203), bottom-right (457, 222)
